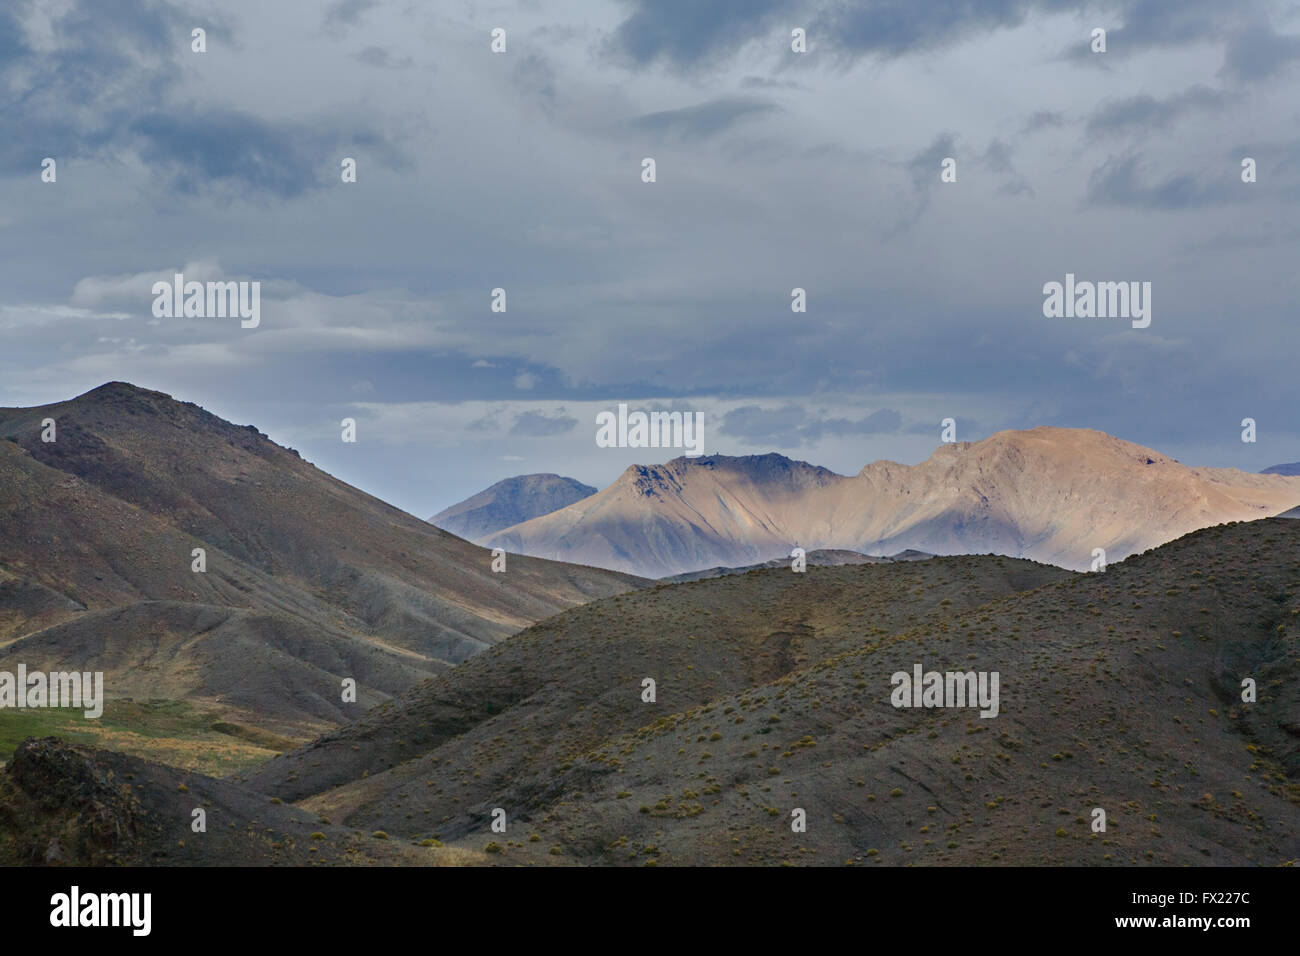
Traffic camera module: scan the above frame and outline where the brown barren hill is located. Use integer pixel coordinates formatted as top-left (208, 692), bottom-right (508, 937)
top-left (0, 383), bottom-right (642, 737)
top-left (251, 518), bottom-right (1299, 867)
top-left (6, 518), bottom-right (1296, 866)
top-left (247, 553), bottom-right (1072, 817)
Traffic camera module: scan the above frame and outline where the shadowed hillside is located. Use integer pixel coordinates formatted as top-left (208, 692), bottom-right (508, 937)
top-left (4, 519), bottom-right (1296, 865)
top-left (246, 518), bottom-right (1299, 866)
top-left (0, 737), bottom-right (479, 866)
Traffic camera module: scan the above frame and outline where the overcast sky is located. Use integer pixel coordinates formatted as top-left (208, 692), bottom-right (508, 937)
top-left (3, 0), bottom-right (1298, 517)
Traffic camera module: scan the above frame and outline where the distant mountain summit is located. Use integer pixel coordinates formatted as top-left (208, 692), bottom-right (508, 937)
top-left (1263, 462), bottom-right (1300, 476)
top-left (431, 474), bottom-right (597, 541)
top-left (484, 429), bottom-right (1300, 577)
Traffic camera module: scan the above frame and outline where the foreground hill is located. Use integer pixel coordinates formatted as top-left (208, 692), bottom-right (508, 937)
top-left (430, 474), bottom-right (597, 541)
top-left (4, 518), bottom-right (1296, 865)
top-left (247, 549), bottom-right (1066, 804)
top-left (243, 518), bottom-right (1298, 866)
top-left (0, 737), bottom-right (466, 866)
top-left (0, 383), bottom-right (641, 740)
top-left (484, 431), bottom-right (1300, 577)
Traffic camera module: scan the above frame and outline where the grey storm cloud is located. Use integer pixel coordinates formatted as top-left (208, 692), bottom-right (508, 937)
top-left (1021, 110), bottom-right (1066, 135)
top-left (1062, 0), bottom-right (1268, 62)
top-left (740, 75), bottom-right (807, 90)
top-left (510, 410), bottom-right (580, 437)
top-left (323, 0), bottom-right (379, 33)
top-left (894, 133), bottom-right (1031, 224)
top-left (1085, 86), bottom-right (1233, 136)
top-left (979, 139), bottom-right (1033, 196)
top-left (0, 0), bottom-right (193, 172)
top-left (908, 133), bottom-right (959, 189)
top-left (607, 0), bottom-right (1285, 71)
top-left (355, 45), bottom-right (413, 69)
top-left (1084, 154), bottom-right (1237, 209)
top-left (631, 97), bottom-right (781, 139)
top-left (721, 405), bottom-right (902, 446)
top-left (1105, 0), bottom-right (1231, 47)
top-left (608, 0), bottom-right (795, 68)
top-left (812, 0), bottom-right (1079, 60)
top-left (0, 8), bottom-right (25, 66)
top-left (1220, 23), bottom-right (1300, 82)
top-left (128, 110), bottom-right (401, 198)
top-left (808, 409), bottom-right (903, 439)
top-left (4, 0), bottom-right (1298, 517)
top-left (512, 53), bottom-right (558, 109)
top-left (608, 0), bottom-right (1076, 66)
top-left (2, 0), bottom-right (394, 196)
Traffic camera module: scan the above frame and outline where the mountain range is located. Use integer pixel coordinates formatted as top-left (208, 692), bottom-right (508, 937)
top-left (476, 431), bottom-right (1300, 578)
top-left (1, 384), bottom-right (1297, 867)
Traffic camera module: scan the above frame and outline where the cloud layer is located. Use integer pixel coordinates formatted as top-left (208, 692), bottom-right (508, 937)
top-left (3, 0), bottom-right (1298, 516)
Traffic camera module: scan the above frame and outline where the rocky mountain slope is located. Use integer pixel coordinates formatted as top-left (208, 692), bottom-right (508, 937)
top-left (0, 383), bottom-right (642, 739)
